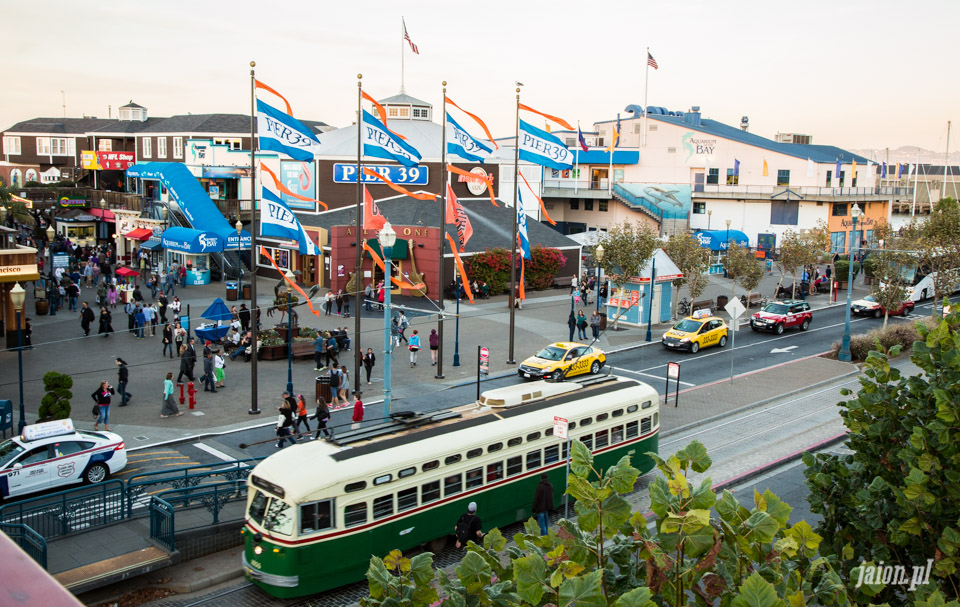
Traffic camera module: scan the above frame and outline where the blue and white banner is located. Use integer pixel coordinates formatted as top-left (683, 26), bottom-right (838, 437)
top-left (517, 186), bottom-right (531, 260)
top-left (361, 110), bottom-right (422, 167)
top-left (333, 163), bottom-right (428, 185)
top-left (256, 99), bottom-right (323, 162)
top-left (161, 227), bottom-right (222, 254)
top-left (519, 120), bottom-right (573, 170)
top-left (446, 113), bottom-right (492, 163)
top-left (261, 187), bottom-right (321, 256)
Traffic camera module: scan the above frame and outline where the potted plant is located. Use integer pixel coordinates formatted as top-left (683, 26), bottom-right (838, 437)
top-left (38, 371), bottom-right (73, 421)
top-left (257, 329), bottom-right (287, 360)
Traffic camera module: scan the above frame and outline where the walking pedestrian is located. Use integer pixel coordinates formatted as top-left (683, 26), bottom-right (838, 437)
top-left (398, 312), bottom-right (409, 344)
top-left (98, 306), bottom-right (114, 337)
top-left (325, 331), bottom-right (339, 367)
top-left (390, 316), bottom-right (401, 350)
top-left (178, 263), bottom-right (187, 288)
top-left (174, 323), bottom-right (185, 354)
top-left (116, 358), bottom-right (132, 406)
top-left (169, 297), bottom-right (181, 322)
top-left (91, 380), bottom-right (115, 431)
top-left (66, 281), bottom-right (79, 312)
top-left (377, 283), bottom-right (385, 311)
top-left (162, 323), bottom-right (175, 358)
top-left (161, 372), bottom-right (182, 418)
top-left (158, 291), bottom-right (168, 323)
top-left (80, 302), bottom-right (95, 336)
top-left (324, 291), bottom-right (333, 316)
top-left (363, 348), bottom-right (376, 384)
top-left (238, 303), bottom-right (250, 332)
top-left (335, 289), bottom-right (344, 316)
top-left (132, 285), bottom-right (144, 304)
top-left (47, 279), bottom-right (59, 315)
top-left (589, 310), bottom-right (601, 340)
top-left (313, 398), bottom-right (331, 440)
top-left (201, 352), bottom-right (217, 392)
top-left (214, 350), bottom-right (226, 388)
top-left (569, 274), bottom-right (578, 295)
top-left (276, 399), bottom-right (296, 449)
top-left (351, 392), bottom-right (364, 426)
top-left (328, 362), bottom-right (342, 408)
top-left (124, 299), bottom-right (137, 334)
top-left (429, 329), bottom-right (439, 365)
top-left (134, 305), bottom-right (146, 339)
top-left (313, 331), bottom-right (325, 371)
top-left (364, 283), bottom-right (373, 312)
top-left (107, 283), bottom-right (118, 309)
top-left (177, 338), bottom-right (197, 383)
top-left (576, 310), bottom-right (588, 340)
top-left (408, 329), bottom-right (421, 367)
top-left (532, 473), bottom-right (554, 536)
top-left (342, 293), bottom-right (350, 317)
top-left (338, 365), bottom-right (350, 404)
top-left (294, 394), bottom-right (311, 433)
top-left (96, 282), bottom-right (107, 308)
top-left (454, 502), bottom-right (483, 549)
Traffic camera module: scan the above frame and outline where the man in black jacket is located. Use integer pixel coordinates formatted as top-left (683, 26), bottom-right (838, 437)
top-left (116, 358), bottom-right (132, 406)
top-left (532, 473), bottom-right (554, 536)
top-left (454, 502), bottom-right (483, 548)
top-left (178, 338), bottom-right (197, 383)
top-left (80, 302), bottom-right (96, 336)
top-left (238, 304), bottom-right (251, 332)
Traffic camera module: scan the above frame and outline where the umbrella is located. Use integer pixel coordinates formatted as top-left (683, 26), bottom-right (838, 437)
top-left (115, 267), bottom-right (140, 277)
top-left (201, 297), bottom-right (233, 322)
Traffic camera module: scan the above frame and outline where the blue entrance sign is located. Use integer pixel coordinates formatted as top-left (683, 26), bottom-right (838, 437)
top-left (333, 164), bottom-right (429, 185)
top-left (161, 226), bottom-right (222, 253)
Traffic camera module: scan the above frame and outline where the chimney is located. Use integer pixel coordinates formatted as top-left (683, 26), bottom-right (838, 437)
top-left (741, 116), bottom-right (749, 131)
top-left (108, 105), bottom-right (112, 119)
top-left (684, 106), bottom-right (702, 127)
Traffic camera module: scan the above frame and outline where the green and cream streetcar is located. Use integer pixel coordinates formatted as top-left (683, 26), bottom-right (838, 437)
top-left (242, 374), bottom-right (660, 598)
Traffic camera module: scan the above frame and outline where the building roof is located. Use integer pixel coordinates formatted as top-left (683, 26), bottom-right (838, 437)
top-left (4, 113), bottom-right (328, 137)
top-left (4, 117), bottom-right (122, 134)
top-left (317, 119), bottom-right (444, 158)
top-left (378, 92), bottom-right (432, 107)
top-left (138, 113), bottom-right (253, 134)
top-left (120, 100), bottom-right (145, 109)
top-left (295, 195), bottom-right (581, 255)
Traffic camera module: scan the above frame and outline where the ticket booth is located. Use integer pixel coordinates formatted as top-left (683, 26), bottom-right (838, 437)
top-left (160, 227), bottom-right (220, 286)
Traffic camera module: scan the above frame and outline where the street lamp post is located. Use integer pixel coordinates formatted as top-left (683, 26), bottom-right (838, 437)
top-left (453, 274), bottom-right (461, 367)
top-left (708, 209), bottom-right (712, 230)
top-left (645, 256), bottom-right (657, 342)
top-left (838, 203), bottom-right (862, 362)
top-left (284, 270), bottom-right (295, 396)
top-left (380, 222), bottom-right (396, 418)
top-left (235, 219), bottom-right (243, 298)
top-left (45, 225), bottom-right (55, 275)
top-left (594, 244), bottom-right (604, 313)
top-left (10, 283), bottom-right (26, 432)
top-left (568, 292), bottom-right (576, 342)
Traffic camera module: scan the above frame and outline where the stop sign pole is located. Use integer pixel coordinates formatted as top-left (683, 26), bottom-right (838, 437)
top-left (477, 346), bottom-right (489, 400)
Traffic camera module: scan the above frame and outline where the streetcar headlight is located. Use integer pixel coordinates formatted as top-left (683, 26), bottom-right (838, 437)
top-left (254, 545), bottom-right (263, 555)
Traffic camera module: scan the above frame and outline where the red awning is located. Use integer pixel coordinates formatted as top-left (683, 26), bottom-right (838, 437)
top-left (89, 208), bottom-right (116, 222)
top-left (116, 267), bottom-right (140, 277)
top-left (124, 228), bottom-right (153, 241)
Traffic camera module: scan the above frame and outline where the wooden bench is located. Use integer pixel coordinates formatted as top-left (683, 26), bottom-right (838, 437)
top-left (744, 293), bottom-right (766, 308)
top-left (291, 342), bottom-right (316, 360)
top-left (691, 299), bottom-right (714, 313)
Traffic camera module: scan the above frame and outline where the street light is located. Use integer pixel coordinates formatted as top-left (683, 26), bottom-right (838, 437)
top-left (838, 203), bottom-right (862, 362)
top-left (380, 222), bottom-right (396, 417)
top-left (10, 283), bottom-right (26, 432)
top-left (595, 244), bottom-right (604, 313)
top-left (452, 273), bottom-right (461, 367)
top-left (45, 225), bottom-right (55, 273)
top-left (284, 269), bottom-right (295, 396)
top-left (708, 209), bottom-right (712, 230)
top-left (100, 198), bottom-right (107, 209)
top-left (235, 219), bottom-right (243, 298)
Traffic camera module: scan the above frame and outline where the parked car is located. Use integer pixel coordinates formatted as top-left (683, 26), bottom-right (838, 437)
top-left (750, 300), bottom-right (812, 334)
top-left (661, 310), bottom-right (728, 353)
top-left (851, 295), bottom-right (914, 317)
top-left (518, 342), bottom-right (606, 381)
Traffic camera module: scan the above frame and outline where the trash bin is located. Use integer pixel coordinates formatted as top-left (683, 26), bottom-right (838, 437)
top-left (226, 281), bottom-right (238, 301)
top-left (716, 295), bottom-right (728, 310)
top-left (316, 374), bottom-right (332, 405)
top-left (242, 284), bottom-right (251, 300)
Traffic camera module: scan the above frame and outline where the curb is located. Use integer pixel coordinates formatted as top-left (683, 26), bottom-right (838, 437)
top-left (712, 431), bottom-right (849, 492)
top-left (166, 568), bottom-right (244, 595)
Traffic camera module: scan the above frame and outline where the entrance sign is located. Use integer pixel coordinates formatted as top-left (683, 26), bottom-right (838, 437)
top-left (333, 164), bottom-right (428, 185)
top-left (553, 416), bottom-right (568, 440)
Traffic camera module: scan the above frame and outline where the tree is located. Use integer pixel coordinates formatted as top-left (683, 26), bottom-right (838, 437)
top-left (594, 221), bottom-right (658, 328)
top-left (726, 242), bottom-right (765, 308)
top-left (804, 308), bottom-right (960, 603)
top-left (776, 222), bottom-right (830, 299)
top-left (916, 198), bottom-right (960, 315)
top-left (663, 232), bottom-right (710, 318)
top-left (38, 371), bottom-right (73, 421)
top-left (868, 221), bottom-right (912, 328)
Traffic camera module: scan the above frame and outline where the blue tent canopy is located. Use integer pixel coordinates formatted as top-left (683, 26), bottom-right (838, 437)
top-left (201, 297), bottom-right (233, 322)
top-left (693, 230), bottom-right (750, 251)
top-left (161, 226), bottom-right (221, 254)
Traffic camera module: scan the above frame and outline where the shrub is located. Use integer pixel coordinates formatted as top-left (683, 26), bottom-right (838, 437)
top-left (464, 248), bottom-right (512, 295)
top-left (829, 317), bottom-right (934, 361)
top-left (38, 371), bottom-right (73, 421)
top-left (525, 246), bottom-right (566, 291)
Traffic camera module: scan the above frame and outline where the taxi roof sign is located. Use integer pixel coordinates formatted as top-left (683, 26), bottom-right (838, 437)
top-left (692, 309), bottom-right (712, 319)
top-left (21, 419), bottom-right (75, 442)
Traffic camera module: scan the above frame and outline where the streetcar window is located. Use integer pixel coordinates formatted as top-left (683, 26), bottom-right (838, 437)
top-left (544, 445), bottom-right (560, 464)
top-left (247, 490), bottom-right (269, 525)
top-left (580, 417), bottom-right (593, 427)
top-left (374, 474), bottom-right (393, 486)
top-left (526, 432), bottom-right (541, 442)
top-left (373, 495), bottom-right (394, 519)
top-left (445, 454), bottom-right (462, 465)
top-left (595, 430), bottom-right (609, 449)
top-left (568, 421), bottom-right (577, 430)
top-left (422, 460), bottom-right (440, 472)
top-left (627, 404), bottom-right (639, 413)
top-left (580, 436), bottom-right (593, 451)
top-left (300, 499), bottom-right (334, 534)
top-left (654, 413), bottom-right (659, 427)
top-left (596, 413), bottom-right (609, 422)
top-left (507, 437), bottom-right (522, 448)
top-left (251, 475), bottom-right (285, 499)
top-left (507, 456), bottom-right (523, 477)
top-left (626, 421), bottom-right (638, 439)
top-left (263, 498), bottom-right (294, 536)
top-left (545, 427), bottom-right (554, 436)
top-left (488, 442), bottom-right (503, 453)
top-left (466, 467), bottom-right (483, 489)
top-left (611, 425), bottom-right (624, 444)
top-left (526, 450), bottom-right (542, 470)
top-left (467, 448), bottom-right (482, 459)
top-left (641, 417), bottom-right (652, 434)
top-left (444, 474), bottom-right (463, 496)
top-left (612, 409), bottom-right (624, 418)
top-left (344, 503), bottom-right (367, 527)
top-left (422, 481), bottom-right (441, 504)
top-left (399, 467), bottom-right (416, 479)
top-left (345, 481), bottom-right (366, 493)
top-left (642, 400), bottom-right (653, 409)
top-left (486, 461), bottom-right (503, 483)
top-left (561, 442), bottom-right (568, 459)
top-left (398, 488), bottom-right (418, 512)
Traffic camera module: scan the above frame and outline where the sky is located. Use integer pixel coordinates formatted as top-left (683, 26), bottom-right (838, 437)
top-left (3, 0), bottom-right (957, 154)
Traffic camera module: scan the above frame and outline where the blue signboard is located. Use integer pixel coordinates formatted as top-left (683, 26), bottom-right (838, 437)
top-left (693, 230), bottom-right (751, 251)
top-left (333, 164), bottom-right (429, 185)
top-left (281, 160), bottom-right (316, 211)
top-left (161, 227), bottom-right (221, 254)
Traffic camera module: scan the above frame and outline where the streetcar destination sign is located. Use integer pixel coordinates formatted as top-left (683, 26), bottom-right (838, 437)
top-left (553, 416), bottom-right (568, 440)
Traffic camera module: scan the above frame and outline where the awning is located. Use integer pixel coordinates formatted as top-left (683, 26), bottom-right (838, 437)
top-left (365, 237), bottom-right (408, 260)
top-left (161, 226), bottom-right (221, 254)
top-left (124, 228), bottom-right (153, 241)
top-left (116, 267), bottom-right (140, 277)
top-left (141, 238), bottom-right (163, 251)
top-left (693, 230), bottom-right (750, 251)
top-left (88, 208), bottom-right (116, 223)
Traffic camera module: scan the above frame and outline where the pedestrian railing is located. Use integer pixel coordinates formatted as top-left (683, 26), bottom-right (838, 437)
top-left (0, 521), bottom-right (47, 568)
top-left (0, 480), bottom-right (125, 541)
top-left (149, 496), bottom-right (175, 552)
top-left (125, 458), bottom-right (263, 518)
top-left (154, 479), bottom-right (248, 531)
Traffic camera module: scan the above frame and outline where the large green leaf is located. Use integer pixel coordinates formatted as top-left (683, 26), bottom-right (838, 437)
top-left (408, 552), bottom-right (435, 587)
top-left (483, 527), bottom-right (507, 552)
top-left (730, 572), bottom-right (787, 607)
top-left (786, 520), bottom-right (822, 556)
top-left (365, 556), bottom-right (392, 600)
top-left (575, 499), bottom-right (600, 533)
top-left (648, 476), bottom-right (674, 518)
top-left (677, 440), bottom-right (713, 473)
top-left (759, 490), bottom-right (793, 526)
top-left (613, 586), bottom-right (657, 607)
top-left (513, 554), bottom-right (546, 605)
top-left (601, 494), bottom-right (633, 533)
top-left (570, 439), bottom-right (594, 478)
top-left (567, 474), bottom-right (597, 503)
top-left (455, 551), bottom-right (492, 594)
top-left (715, 489), bottom-right (742, 523)
top-left (558, 570), bottom-right (605, 607)
top-left (743, 511), bottom-right (780, 544)
top-left (608, 458), bottom-right (641, 494)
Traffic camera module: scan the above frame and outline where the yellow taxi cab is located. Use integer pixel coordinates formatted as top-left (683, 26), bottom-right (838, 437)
top-left (517, 342), bottom-right (606, 381)
top-left (661, 309), bottom-right (728, 353)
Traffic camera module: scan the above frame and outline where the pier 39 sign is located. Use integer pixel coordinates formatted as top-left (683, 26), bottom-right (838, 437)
top-left (333, 164), bottom-right (428, 185)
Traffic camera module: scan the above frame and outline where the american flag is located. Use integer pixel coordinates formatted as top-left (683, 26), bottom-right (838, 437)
top-left (647, 51), bottom-right (658, 70)
top-left (403, 19), bottom-right (419, 55)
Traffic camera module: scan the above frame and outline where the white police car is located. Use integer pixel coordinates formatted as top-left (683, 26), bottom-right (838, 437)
top-left (0, 419), bottom-right (127, 499)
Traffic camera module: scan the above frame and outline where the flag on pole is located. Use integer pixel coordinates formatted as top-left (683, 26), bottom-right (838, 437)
top-left (260, 162), bottom-right (328, 210)
top-left (519, 172), bottom-right (555, 225)
top-left (519, 120), bottom-right (573, 170)
top-left (647, 51), bottom-right (659, 70)
top-left (517, 186), bottom-right (532, 260)
top-left (256, 99), bottom-right (322, 161)
top-left (446, 112), bottom-right (492, 163)
top-left (362, 91), bottom-right (406, 140)
top-left (615, 114), bottom-right (621, 148)
top-left (445, 97), bottom-right (498, 149)
top-left (361, 109), bottom-right (422, 167)
top-left (909, 163), bottom-right (915, 176)
top-left (577, 124), bottom-right (589, 152)
top-left (254, 80), bottom-right (293, 115)
top-left (363, 186), bottom-right (386, 232)
top-left (733, 158), bottom-right (741, 177)
top-left (835, 158), bottom-right (842, 179)
top-left (852, 160), bottom-right (858, 179)
top-left (445, 183), bottom-right (473, 252)
top-left (260, 187), bottom-right (321, 256)
top-left (402, 18), bottom-right (419, 54)
top-left (518, 104), bottom-right (574, 130)
top-left (881, 162), bottom-right (887, 178)
top-left (362, 167), bottom-right (435, 200)
top-left (445, 233), bottom-right (474, 303)
top-left (897, 163), bottom-right (903, 178)
top-left (807, 158), bottom-right (815, 178)
top-left (762, 159), bottom-right (769, 177)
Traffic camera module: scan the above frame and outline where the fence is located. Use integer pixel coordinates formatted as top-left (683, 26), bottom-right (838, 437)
top-left (0, 480), bottom-right (125, 541)
top-left (125, 458), bottom-right (261, 518)
top-left (0, 521), bottom-right (47, 568)
top-left (156, 480), bottom-right (248, 530)
top-left (149, 497), bottom-right (175, 551)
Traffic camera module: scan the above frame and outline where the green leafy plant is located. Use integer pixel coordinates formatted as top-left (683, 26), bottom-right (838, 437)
top-left (664, 231), bottom-right (711, 318)
top-left (465, 247), bottom-right (512, 295)
top-left (38, 371), bottom-right (73, 421)
top-left (526, 245), bottom-right (567, 291)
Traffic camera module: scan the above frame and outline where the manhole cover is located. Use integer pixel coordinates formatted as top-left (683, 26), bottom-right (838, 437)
top-left (134, 435), bottom-right (149, 441)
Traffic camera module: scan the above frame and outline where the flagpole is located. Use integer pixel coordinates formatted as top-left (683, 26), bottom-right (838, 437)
top-left (248, 61), bottom-right (260, 415)
top-left (436, 83), bottom-right (447, 378)
top-left (354, 74), bottom-right (364, 396)
top-left (400, 19), bottom-right (405, 94)
top-left (608, 128), bottom-right (613, 196)
top-left (507, 86), bottom-right (520, 365)
top-left (642, 46), bottom-right (650, 148)
top-left (575, 122), bottom-right (579, 195)
top-left (912, 149), bottom-right (919, 217)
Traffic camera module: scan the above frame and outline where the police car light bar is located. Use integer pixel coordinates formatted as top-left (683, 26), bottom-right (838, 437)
top-left (21, 419), bottom-right (75, 442)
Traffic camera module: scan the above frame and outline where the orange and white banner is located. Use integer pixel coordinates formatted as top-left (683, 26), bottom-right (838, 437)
top-left (363, 241), bottom-right (425, 291)
top-left (362, 167), bottom-right (435, 201)
top-left (518, 172), bottom-right (555, 225)
top-left (446, 233), bottom-right (474, 303)
top-left (518, 103), bottom-right (574, 131)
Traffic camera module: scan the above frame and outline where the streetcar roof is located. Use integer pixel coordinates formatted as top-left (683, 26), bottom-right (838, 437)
top-left (250, 376), bottom-right (657, 503)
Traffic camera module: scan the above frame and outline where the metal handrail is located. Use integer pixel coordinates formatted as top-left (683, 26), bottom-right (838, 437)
top-left (0, 522), bottom-right (47, 569)
top-left (0, 480), bottom-right (125, 540)
top-left (125, 458), bottom-right (262, 517)
top-left (155, 479), bottom-right (248, 527)
top-left (149, 496), bottom-right (175, 551)
top-left (612, 184), bottom-right (673, 220)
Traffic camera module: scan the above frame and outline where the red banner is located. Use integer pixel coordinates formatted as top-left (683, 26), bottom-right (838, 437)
top-left (97, 151), bottom-right (136, 170)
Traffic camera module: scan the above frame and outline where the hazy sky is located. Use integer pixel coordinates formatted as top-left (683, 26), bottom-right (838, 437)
top-left (3, 0), bottom-right (957, 154)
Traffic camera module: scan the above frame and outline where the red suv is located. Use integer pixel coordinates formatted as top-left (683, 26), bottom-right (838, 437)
top-left (750, 300), bottom-right (812, 334)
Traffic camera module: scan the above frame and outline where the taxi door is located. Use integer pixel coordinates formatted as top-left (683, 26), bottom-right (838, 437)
top-left (6, 445), bottom-right (53, 497)
top-left (568, 347), bottom-right (591, 376)
top-left (698, 321), bottom-right (716, 347)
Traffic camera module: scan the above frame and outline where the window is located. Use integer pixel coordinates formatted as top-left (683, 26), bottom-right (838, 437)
top-left (157, 137), bottom-right (167, 158)
top-left (565, 137), bottom-right (575, 146)
top-left (838, 171), bottom-right (845, 187)
top-left (173, 137), bottom-right (183, 159)
top-left (444, 474), bottom-right (463, 496)
top-left (248, 490), bottom-right (269, 523)
top-left (612, 408), bottom-right (624, 418)
top-left (300, 499), bottom-right (334, 533)
top-left (611, 426), bottom-right (624, 444)
top-left (830, 232), bottom-right (846, 254)
top-left (213, 138), bottom-right (242, 150)
top-left (641, 417), bottom-right (652, 434)
top-left (373, 495), bottom-right (394, 519)
top-left (466, 448), bottom-right (482, 459)
top-left (19, 446), bottom-right (50, 465)
top-left (142, 138), bottom-right (152, 158)
top-left (445, 454), bottom-right (462, 465)
top-left (399, 108), bottom-right (409, 117)
top-left (825, 170), bottom-right (832, 187)
top-left (626, 420), bottom-right (639, 439)
top-left (52, 441), bottom-right (92, 457)
top-left (544, 445), bottom-right (560, 464)
top-left (422, 460), bottom-right (439, 472)
top-left (488, 442), bottom-right (503, 453)
top-left (526, 449), bottom-right (542, 470)
top-left (642, 400), bottom-right (654, 409)
top-left (398, 467), bottom-right (416, 479)
top-left (263, 498), bottom-right (294, 535)
top-left (569, 200), bottom-right (579, 210)
top-left (777, 169), bottom-right (790, 186)
top-left (3, 136), bottom-right (21, 155)
top-left (627, 404), bottom-right (639, 413)
top-left (97, 139), bottom-right (112, 152)
top-left (345, 503), bottom-right (367, 527)
top-left (654, 413), bottom-right (659, 427)
top-left (51, 138), bottom-right (70, 155)
top-left (693, 202), bottom-right (706, 214)
top-left (388, 107), bottom-right (398, 117)
top-left (649, 124), bottom-right (658, 132)
top-left (599, 201), bottom-right (608, 212)
top-left (466, 467), bottom-right (483, 489)
top-left (526, 432), bottom-right (541, 442)
top-left (584, 200), bottom-right (594, 211)
top-left (345, 481), bottom-right (366, 493)
top-left (852, 175), bottom-right (857, 187)
top-left (397, 487), bottom-right (418, 512)
top-left (667, 146), bottom-right (676, 153)
top-left (36, 137), bottom-right (50, 155)
top-left (832, 203), bottom-right (848, 217)
top-left (374, 474), bottom-right (392, 486)
top-left (581, 435), bottom-right (593, 450)
top-left (596, 413), bottom-right (609, 422)
top-left (566, 422), bottom-right (576, 430)
top-left (507, 437), bottom-right (522, 448)
top-left (580, 417), bottom-right (593, 427)
top-left (259, 246), bottom-right (289, 270)
top-left (707, 168), bottom-right (719, 184)
top-left (507, 456), bottom-right (523, 476)
top-left (413, 108), bottom-right (428, 118)
top-left (595, 430), bottom-right (609, 449)
top-left (635, 123), bottom-right (642, 134)
top-left (422, 481), bottom-right (440, 504)
top-left (486, 461), bottom-right (503, 483)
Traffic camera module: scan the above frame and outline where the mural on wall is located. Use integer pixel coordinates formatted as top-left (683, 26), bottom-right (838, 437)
top-left (617, 183), bottom-right (692, 219)
top-left (681, 131), bottom-right (718, 163)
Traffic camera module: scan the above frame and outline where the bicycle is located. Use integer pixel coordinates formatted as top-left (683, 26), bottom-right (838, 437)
top-left (677, 297), bottom-right (691, 316)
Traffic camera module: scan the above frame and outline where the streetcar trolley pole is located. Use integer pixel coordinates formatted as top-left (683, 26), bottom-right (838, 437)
top-left (477, 346), bottom-right (489, 401)
top-left (665, 361), bottom-right (681, 408)
top-left (554, 415), bottom-right (570, 519)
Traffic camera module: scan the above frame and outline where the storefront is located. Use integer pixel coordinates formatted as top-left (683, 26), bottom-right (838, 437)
top-left (113, 209), bottom-right (164, 267)
top-left (827, 201), bottom-right (890, 255)
top-left (54, 209), bottom-right (97, 247)
top-left (328, 225), bottom-right (440, 298)
top-left (256, 227), bottom-right (327, 287)
top-left (160, 227), bottom-right (220, 285)
top-left (605, 249), bottom-right (682, 328)
top-left (0, 227), bottom-right (40, 348)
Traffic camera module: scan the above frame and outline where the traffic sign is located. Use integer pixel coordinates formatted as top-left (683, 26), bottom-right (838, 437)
top-left (553, 416), bottom-right (569, 440)
top-left (480, 347), bottom-right (489, 359)
top-left (667, 362), bottom-right (680, 379)
top-left (479, 346), bottom-right (489, 376)
top-left (725, 296), bottom-right (746, 330)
